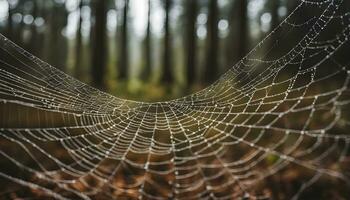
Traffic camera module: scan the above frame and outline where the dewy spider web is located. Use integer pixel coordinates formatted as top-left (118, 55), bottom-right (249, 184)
top-left (1, 0), bottom-right (350, 199)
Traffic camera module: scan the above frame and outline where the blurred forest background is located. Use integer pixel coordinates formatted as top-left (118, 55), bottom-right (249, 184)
top-left (0, 0), bottom-right (293, 101)
top-left (1, 1), bottom-right (350, 199)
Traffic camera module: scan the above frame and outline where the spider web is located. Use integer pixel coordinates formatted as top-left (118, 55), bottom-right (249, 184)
top-left (1, 0), bottom-right (350, 199)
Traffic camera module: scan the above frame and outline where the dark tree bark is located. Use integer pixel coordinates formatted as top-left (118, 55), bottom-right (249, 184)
top-left (91, 0), bottom-right (107, 89)
top-left (185, 0), bottom-right (198, 86)
top-left (6, 3), bottom-right (14, 40)
top-left (75, 0), bottom-right (83, 79)
top-left (271, 0), bottom-right (280, 30)
top-left (237, 0), bottom-right (248, 60)
top-left (14, 2), bottom-right (25, 47)
top-left (34, 1), bottom-right (46, 59)
top-left (141, 0), bottom-right (152, 81)
top-left (48, 2), bottom-right (68, 71)
top-left (161, 0), bottom-right (173, 84)
top-left (119, 0), bottom-right (129, 80)
top-left (29, 1), bottom-right (38, 55)
top-left (204, 0), bottom-right (219, 84)
top-left (268, 0), bottom-right (281, 58)
top-left (225, 0), bottom-right (248, 69)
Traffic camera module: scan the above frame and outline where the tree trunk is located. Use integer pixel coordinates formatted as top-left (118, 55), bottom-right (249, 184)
top-left (35, 1), bottom-right (46, 59)
top-left (141, 0), bottom-right (152, 81)
top-left (271, 0), bottom-right (280, 30)
top-left (225, 0), bottom-right (248, 70)
top-left (119, 0), bottom-right (129, 80)
top-left (75, 0), bottom-right (83, 80)
top-left (237, 0), bottom-right (248, 61)
top-left (268, 0), bottom-right (281, 58)
top-left (6, 3), bottom-right (13, 40)
top-left (204, 0), bottom-right (219, 84)
top-left (48, 3), bottom-right (68, 71)
top-left (185, 0), bottom-right (198, 86)
top-left (29, 1), bottom-right (38, 55)
top-left (161, 0), bottom-right (173, 84)
top-left (91, 0), bottom-right (107, 89)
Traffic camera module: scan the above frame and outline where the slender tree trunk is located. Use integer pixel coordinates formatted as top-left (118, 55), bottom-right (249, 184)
top-left (237, 0), bottom-right (248, 60)
top-left (268, 0), bottom-right (281, 59)
top-left (141, 0), bottom-right (152, 81)
top-left (29, 1), bottom-right (38, 55)
top-left (6, 3), bottom-right (13, 40)
top-left (119, 0), bottom-right (129, 80)
top-left (16, 4), bottom-right (25, 47)
top-left (225, 0), bottom-right (248, 70)
top-left (75, 0), bottom-right (83, 79)
top-left (185, 0), bottom-right (198, 86)
top-left (49, 3), bottom-right (68, 71)
top-left (225, 2), bottom-right (236, 69)
top-left (271, 0), bottom-right (280, 30)
top-left (91, 0), bottom-right (107, 89)
top-left (161, 0), bottom-right (173, 84)
top-left (35, 1), bottom-right (46, 59)
top-left (204, 0), bottom-right (219, 84)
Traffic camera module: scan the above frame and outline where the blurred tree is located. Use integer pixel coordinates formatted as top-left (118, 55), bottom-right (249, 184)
top-left (161, 0), bottom-right (174, 84)
top-left (91, 0), bottom-right (107, 89)
top-left (237, 0), bottom-right (248, 60)
top-left (204, 0), bottom-right (219, 84)
top-left (141, 0), bottom-right (152, 81)
top-left (226, 0), bottom-right (248, 69)
top-left (47, 2), bottom-right (68, 71)
top-left (28, 1), bottom-right (38, 55)
top-left (185, 0), bottom-right (198, 86)
top-left (34, 0), bottom-right (46, 59)
top-left (271, 0), bottom-right (280, 30)
top-left (6, 1), bottom-right (14, 40)
top-left (75, 0), bottom-right (83, 80)
top-left (269, 0), bottom-right (281, 51)
top-left (119, 0), bottom-right (129, 80)
top-left (14, 2), bottom-right (25, 47)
